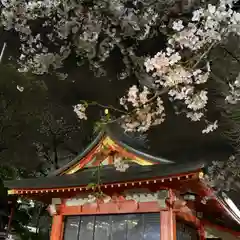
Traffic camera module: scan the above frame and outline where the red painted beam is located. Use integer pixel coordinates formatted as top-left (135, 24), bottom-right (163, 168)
top-left (60, 201), bottom-right (163, 215)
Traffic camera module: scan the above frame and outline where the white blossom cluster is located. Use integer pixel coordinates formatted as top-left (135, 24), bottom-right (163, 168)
top-left (73, 104), bottom-right (87, 120)
top-left (120, 86), bottom-right (165, 132)
top-left (16, 85), bottom-right (24, 92)
top-left (0, 0), bottom-right (164, 76)
top-left (204, 155), bottom-right (240, 192)
top-left (121, 0), bottom-right (240, 132)
top-left (2, 0), bottom-right (239, 134)
top-left (171, 1), bottom-right (240, 51)
top-left (202, 120), bottom-right (218, 134)
top-left (226, 72), bottom-right (240, 104)
top-left (113, 155), bottom-right (129, 172)
top-left (1, 0), bottom-right (70, 75)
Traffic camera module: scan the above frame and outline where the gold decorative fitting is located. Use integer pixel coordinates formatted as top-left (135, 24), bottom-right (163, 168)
top-left (199, 172), bottom-right (204, 179)
top-left (8, 190), bottom-right (15, 195)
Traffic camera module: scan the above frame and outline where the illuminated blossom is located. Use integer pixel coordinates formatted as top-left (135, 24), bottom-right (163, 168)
top-left (17, 85), bottom-right (24, 92)
top-left (114, 156), bottom-right (129, 172)
top-left (202, 121), bottom-right (218, 134)
top-left (172, 20), bottom-right (184, 31)
top-left (73, 104), bottom-right (87, 120)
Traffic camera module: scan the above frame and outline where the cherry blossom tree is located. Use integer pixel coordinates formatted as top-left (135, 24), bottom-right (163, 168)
top-left (1, 0), bottom-right (240, 193)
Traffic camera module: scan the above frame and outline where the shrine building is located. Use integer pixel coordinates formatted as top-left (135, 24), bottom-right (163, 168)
top-left (4, 125), bottom-right (240, 240)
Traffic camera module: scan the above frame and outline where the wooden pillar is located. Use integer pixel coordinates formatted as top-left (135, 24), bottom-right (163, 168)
top-left (6, 204), bottom-right (14, 236)
top-left (50, 215), bottom-right (63, 240)
top-left (160, 209), bottom-right (176, 240)
top-left (199, 223), bottom-right (205, 240)
top-left (161, 189), bottom-right (176, 240)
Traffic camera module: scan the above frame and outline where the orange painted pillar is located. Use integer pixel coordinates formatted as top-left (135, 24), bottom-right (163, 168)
top-left (50, 215), bottom-right (64, 240)
top-left (199, 223), bottom-right (205, 240)
top-left (161, 189), bottom-right (176, 240)
top-left (160, 209), bottom-right (176, 240)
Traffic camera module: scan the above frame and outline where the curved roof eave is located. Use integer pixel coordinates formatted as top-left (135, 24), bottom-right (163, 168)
top-left (5, 160), bottom-right (204, 190)
top-left (105, 125), bottom-right (174, 164)
top-left (49, 130), bottom-right (105, 176)
top-left (219, 193), bottom-right (240, 226)
top-left (49, 124), bottom-right (174, 177)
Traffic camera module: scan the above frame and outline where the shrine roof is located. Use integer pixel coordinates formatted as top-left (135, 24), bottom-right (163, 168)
top-left (49, 122), bottom-right (232, 177)
top-left (50, 124), bottom-right (174, 176)
top-left (4, 160), bottom-right (204, 190)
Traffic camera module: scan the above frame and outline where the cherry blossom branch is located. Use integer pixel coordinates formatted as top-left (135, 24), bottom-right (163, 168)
top-left (145, 87), bottom-right (170, 104)
top-left (220, 45), bottom-right (240, 65)
top-left (86, 101), bottom-right (128, 114)
top-left (192, 41), bottom-right (217, 69)
top-left (192, 28), bottom-right (229, 69)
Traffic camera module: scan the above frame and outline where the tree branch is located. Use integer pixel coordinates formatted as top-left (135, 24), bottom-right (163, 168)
top-left (84, 101), bottom-right (128, 114)
top-left (192, 41), bottom-right (217, 69)
top-left (220, 45), bottom-right (240, 65)
top-left (99, 87), bottom-right (169, 126)
top-left (53, 136), bottom-right (59, 170)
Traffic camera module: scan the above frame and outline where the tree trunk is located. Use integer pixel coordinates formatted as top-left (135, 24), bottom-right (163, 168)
top-left (53, 136), bottom-right (59, 170)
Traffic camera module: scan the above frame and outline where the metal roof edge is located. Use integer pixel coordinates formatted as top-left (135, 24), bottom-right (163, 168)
top-left (217, 193), bottom-right (240, 226)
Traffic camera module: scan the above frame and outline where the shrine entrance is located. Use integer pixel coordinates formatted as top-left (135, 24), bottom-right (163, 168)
top-left (63, 213), bottom-right (160, 240)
